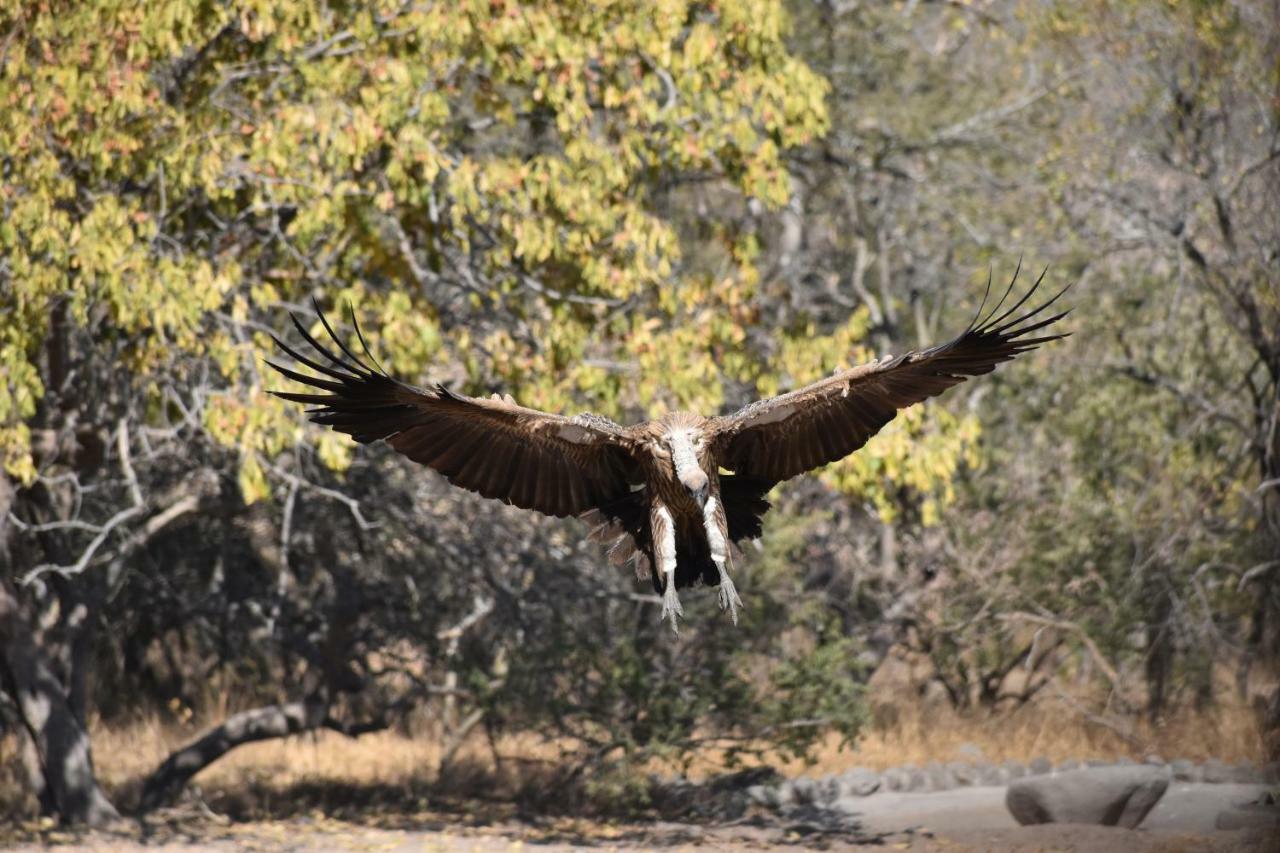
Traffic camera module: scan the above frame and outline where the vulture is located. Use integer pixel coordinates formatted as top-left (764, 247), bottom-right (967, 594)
top-left (268, 270), bottom-right (1068, 631)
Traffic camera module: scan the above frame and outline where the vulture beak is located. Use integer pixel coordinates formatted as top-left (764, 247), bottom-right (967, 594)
top-left (681, 469), bottom-right (710, 508)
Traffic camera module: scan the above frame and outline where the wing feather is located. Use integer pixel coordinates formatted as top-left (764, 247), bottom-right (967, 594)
top-left (712, 270), bottom-right (1070, 485)
top-left (269, 302), bottom-right (639, 518)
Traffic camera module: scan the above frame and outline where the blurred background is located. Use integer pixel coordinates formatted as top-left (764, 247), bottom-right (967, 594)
top-left (1, 0), bottom-right (1277, 830)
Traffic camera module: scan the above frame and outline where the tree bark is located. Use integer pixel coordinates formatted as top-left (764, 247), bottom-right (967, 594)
top-left (0, 581), bottom-right (120, 826)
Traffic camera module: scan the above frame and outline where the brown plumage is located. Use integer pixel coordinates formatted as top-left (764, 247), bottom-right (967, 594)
top-left (268, 269), bottom-right (1069, 630)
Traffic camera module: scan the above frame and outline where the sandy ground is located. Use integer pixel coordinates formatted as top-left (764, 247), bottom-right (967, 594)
top-left (5, 821), bottom-right (1275, 853)
top-left (8, 783), bottom-right (1276, 852)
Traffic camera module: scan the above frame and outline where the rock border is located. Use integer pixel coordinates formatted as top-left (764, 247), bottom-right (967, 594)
top-left (746, 757), bottom-right (1279, 806)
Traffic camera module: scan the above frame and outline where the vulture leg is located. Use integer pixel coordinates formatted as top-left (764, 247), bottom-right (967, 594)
top-left (703, 496), bottom-right (741, 624)
top-left (651, 502), bottom-right (682, 632)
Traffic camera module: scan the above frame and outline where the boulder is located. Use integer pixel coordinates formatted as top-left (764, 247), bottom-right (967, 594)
top-left (880, 767), bottom-right (912, 792)
top-left (907, 766), bottom-right (930, 792)
top-left (1201, 758), bottom-right (1230, 783)
top-left (1215, 803), bottom-right (1280, 831)
top-left (947, 761), bottom-right (981, 787)
top-left (1230, 760), bottom-right (1258, 784)
top-left (1005, 765), bottom-right (1171, 829)
top-left (925, 761), bottom-right (954, 791)
top-left (1028, 756), bottom-right (1052, 776)
top-left (1170, 758), bottom-right (1199, 782)
top-left (837, 767), bottom-right (880, 797)
top-left (976, 762), bottom-right (1007, 787)
top-left (1056, 758), bottom-right (1081, 773)
top-left (814, 774), bottom-right (841, 805)
top-left (788, 777), bottom-right (818, 805)
top-left (1002, 760), bottom-right (1027, 780)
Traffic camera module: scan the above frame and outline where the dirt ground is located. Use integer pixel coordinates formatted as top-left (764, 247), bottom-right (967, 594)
top-left (6, 813), bottom-right (1276, 853)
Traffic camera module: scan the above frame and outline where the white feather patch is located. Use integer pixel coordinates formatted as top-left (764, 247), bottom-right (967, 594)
top-left (741, 403), bottom-right (795, 427)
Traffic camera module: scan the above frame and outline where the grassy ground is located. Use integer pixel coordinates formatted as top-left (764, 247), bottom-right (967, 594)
top-left (11, 694), bottom-right (1261, 812)
top-left (0, 695), bottom-right (1270, 848)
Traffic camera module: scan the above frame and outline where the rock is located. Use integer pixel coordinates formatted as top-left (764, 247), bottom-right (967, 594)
top-left (1116, 756), bottom-right (1135, 765)
top-left (1028, 757), bottom-right (1052, 776)
top-left (924, 761), bottom-right (954, 792)
top-left (1230, 760), bottom-right (1258, 784)
top-left (1263, 761), bottom-right (1280, 784)
top-left (947, 761), bottom-right (981, 787)
top-left (1086, 758), bottom-right (1110, 768)
top-left (1215, 803), bottom-right (1280, 831)
top-left (907, 766), bottom-right (930, 793)
top-left (1003, 760), bottom-right (1027, 780)
top-left (745, 785), bottom-right (778, 808)
top-left (836, 767), bottom-right (880, 797)
top-left (789, 777), bottom-right (818, 805)
top-left (1056, 759), bottom-right (1081, 773)
top-left (880, 767), bottom-right (911, 792)
top-left (977, 762), bottom-right (1008, 787)
top-left (1202, 758), bottom-right (1230, 783)
top-left (814, 774), bottom-right (841, 805)
top-left (1004, 765), bottom-right (1171, 829)
top-left (1170, 759), bottom-right (1199, 782)
top-left (955, 742), bottom-right (986, 761)
top-left (1143, 754), bottom-right (1165, 766)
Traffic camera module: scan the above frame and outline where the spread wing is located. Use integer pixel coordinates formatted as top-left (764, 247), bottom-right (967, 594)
top-left (268, 304), bottom-right (640, 518)
top-left (710, 269), bottom-right (1070, 485)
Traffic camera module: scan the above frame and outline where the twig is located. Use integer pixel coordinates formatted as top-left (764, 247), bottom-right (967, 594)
top-left (20, 421), bottom-right (145, 586)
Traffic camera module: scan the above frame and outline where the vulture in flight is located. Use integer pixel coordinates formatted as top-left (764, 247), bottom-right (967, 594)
top-left (268, 270), bottom-right (1068, 631)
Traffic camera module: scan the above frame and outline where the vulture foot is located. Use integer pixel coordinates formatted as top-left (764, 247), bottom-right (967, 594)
top-left (715, 563), bottom-right (743, 625)
top-left (661, 581), bottom-right (684, 633)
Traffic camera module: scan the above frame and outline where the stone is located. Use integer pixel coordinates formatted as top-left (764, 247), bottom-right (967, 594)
top-left (1215, 803), bottom-right (1280, 831)
top-left (1005, 765), bottom-right (1170, 829)
top-left (955, 742), bottom-right (986, 761)
top-left (814, 775), bottom-right (841, 805)
top-left (837, 767), bottom-right (880, 797)
top-left (947, 761), bottom-right (981, 787)
top-left (1003, 760), bottom-right (1027, 780)
top-left (1201, 758), bottom-right (1230, 783)
top-left (745, 785), bottom-right (778, 808)
top-left (1143, 754), bottom-right (1165, 766)
top-left (976, 762), bottom-right (1008, 787)
top-left (880, 767), bottom-right (911, 792)
top-left (907, 766), bottom-right (930, 793)
top-left (789, 777), bottom-right (818, 805)
top-left (1230, 760), bottom-right (1258, 784)
top-left (1263, 761), bottom-right (1280, 784)
top-left (924, 761), bottom-right (954, 792)
top-left (1056, 758), bottom-right (1081, 773)
top-left (1028, 756), bottom-right (1052, 776)
top-left (1170, 759), bottom-right (1199, 782)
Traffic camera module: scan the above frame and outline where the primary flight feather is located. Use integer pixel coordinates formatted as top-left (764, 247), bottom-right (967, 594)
top-left (268, 268), bottom-right (1069, 631)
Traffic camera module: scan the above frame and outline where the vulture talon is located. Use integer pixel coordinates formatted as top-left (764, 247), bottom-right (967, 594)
top-left (716, 568), bottom-right (743, 625)
top-left (661, 581), bottom-right (684, 633)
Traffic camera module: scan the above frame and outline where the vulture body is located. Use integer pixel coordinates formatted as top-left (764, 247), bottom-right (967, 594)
top-left (269, 271), bottom-right (1068, 630)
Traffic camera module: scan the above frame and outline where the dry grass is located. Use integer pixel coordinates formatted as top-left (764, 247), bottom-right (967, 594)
top-left (90, 693), bottom-right (1266, 792)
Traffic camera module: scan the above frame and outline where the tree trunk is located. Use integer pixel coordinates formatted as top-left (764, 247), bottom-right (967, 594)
top-left (0, 581), bottom-right (120, 826)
